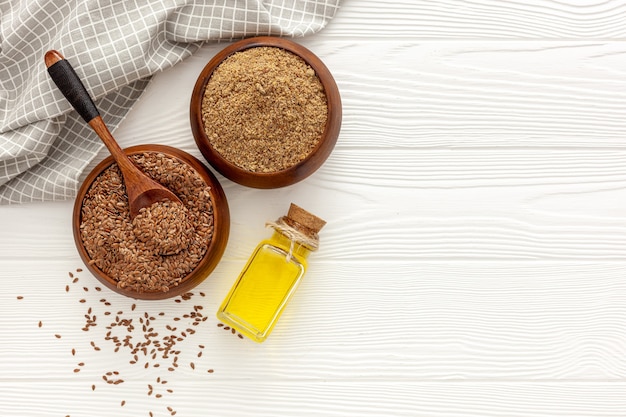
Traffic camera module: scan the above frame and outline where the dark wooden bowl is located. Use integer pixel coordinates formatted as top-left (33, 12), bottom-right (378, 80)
top-left (73, 145), bottom-right (230, 300)
top-left (190, 36), bottom-right (341, 188)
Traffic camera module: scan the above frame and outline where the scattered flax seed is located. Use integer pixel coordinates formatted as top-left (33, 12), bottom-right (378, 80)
top-left (38, 321), bottom-right (42, 328)
top-left (65, 285), bottom-right (70, 292)
top-left (77, 268), bottom-right (83, 272)
top-left (62, 285), bottom-right (215, 414)
top-left (16, 296), bottom-right (23, 300)
top-left (73, 278), bottom-right (79, 284)
top-left (121, 400), bottom-right (126, 407)
top-left (207, 369), bottom-right (214, 373)
top-left (79, 299), bottom-right (86, 303)
top-left (69, 272), bottom-right (74, 278)
top-left (55, 334), bottom-right (62, 339)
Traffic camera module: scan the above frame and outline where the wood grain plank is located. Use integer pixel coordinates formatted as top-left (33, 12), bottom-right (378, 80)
top-left (326, 41), bottom-right (626, 149)
top-left (0, 381), bottom-right (625, 417)
top-left (2, 260), bottom-right (624, 381)
top-left (10, 146), bottom-right (626, 261)
top-left (327, 0), bottom-right (626, 39)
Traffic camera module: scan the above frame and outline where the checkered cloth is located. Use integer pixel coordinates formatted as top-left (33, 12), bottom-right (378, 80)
top-left (0, 0), bottom-right (339, 204)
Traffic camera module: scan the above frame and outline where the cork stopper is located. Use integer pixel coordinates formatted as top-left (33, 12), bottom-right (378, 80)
top-left (286, 203), bottom-right (326, 233)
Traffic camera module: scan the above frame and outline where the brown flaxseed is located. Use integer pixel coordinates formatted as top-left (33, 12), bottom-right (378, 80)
top-left (79, 152), bottom-right (214, 293)
top-left (201, 46), bottom-right (327, 173)
top-left (132, 200), bottom-right (194, 256)
top-left (63, 282), bottom-right (216, 415)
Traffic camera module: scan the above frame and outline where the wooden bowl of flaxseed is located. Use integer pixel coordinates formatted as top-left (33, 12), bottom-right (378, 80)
top-left (73, 145), bottom-right (230, 300)
top-left (190, 36), bottom-right (341, 188)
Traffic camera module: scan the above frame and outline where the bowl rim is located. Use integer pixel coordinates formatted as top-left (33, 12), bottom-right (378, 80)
top-left (190, 36), bottom-right (342, 188)
top-left (72, 144), bottom-right (230, 300)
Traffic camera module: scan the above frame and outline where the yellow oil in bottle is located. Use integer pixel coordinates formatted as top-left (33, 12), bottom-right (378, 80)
top-left (217, 203), bottom-right (325, 343)
top-left (217, 232), bottom-right (310, 342)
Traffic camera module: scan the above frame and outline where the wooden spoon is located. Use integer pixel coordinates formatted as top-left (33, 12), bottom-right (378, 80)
top-left (45, 50), bottom-right (181, 218)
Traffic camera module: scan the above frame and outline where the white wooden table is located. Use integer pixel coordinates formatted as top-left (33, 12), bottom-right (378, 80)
top-left (2, 1), bottom-right (625, 416)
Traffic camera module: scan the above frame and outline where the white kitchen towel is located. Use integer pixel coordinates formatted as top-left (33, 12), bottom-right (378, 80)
top-left (0, 0), bottom-right (340, 203)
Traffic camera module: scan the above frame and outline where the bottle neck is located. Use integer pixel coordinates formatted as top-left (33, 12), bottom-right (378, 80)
top-left (269, 230), bottom-right (313, 259)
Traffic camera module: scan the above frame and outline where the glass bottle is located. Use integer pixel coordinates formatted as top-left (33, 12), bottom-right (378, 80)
top-left (217, 203), bottom-right (326, 343)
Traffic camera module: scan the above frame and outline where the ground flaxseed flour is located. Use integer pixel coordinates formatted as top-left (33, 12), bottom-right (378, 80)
top-left (201, 46), bottom-right (328, 173)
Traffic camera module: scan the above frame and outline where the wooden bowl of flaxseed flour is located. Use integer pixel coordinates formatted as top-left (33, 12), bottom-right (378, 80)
top-left (72, 145), bottom-right (230, 300)
top-left (190, 36), bottom-right (342, 188)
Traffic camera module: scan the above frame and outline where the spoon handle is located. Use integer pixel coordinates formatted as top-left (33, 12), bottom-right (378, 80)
top-left (45, 50), bottom-right (100, 124)
top-left (45, 50), bottom-right (136, 172)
